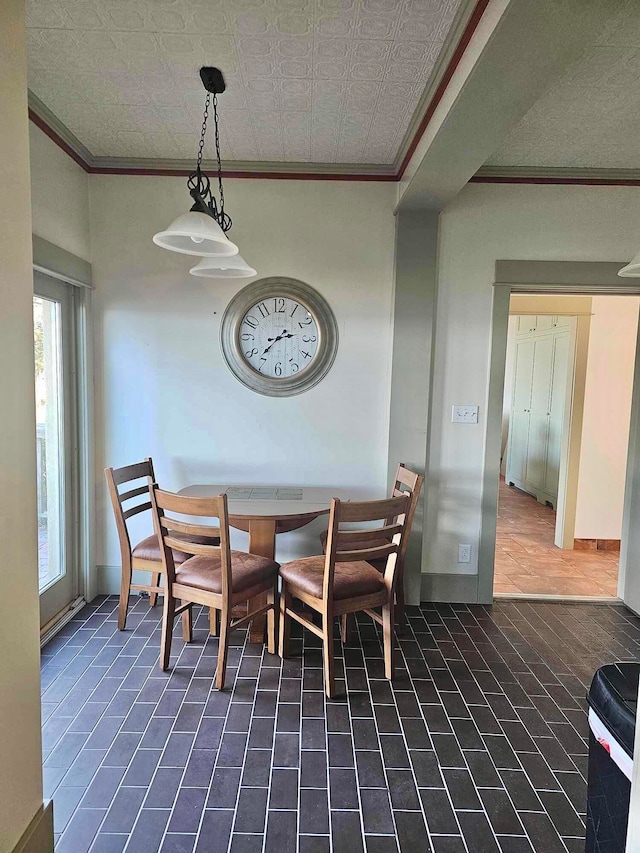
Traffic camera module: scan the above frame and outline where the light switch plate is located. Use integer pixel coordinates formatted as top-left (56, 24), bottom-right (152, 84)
top-left (452, 405), bottom-right (479, 424)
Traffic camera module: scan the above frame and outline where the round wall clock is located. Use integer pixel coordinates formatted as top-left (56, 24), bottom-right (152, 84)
top-left (220, 277), bottom-right (338, 397)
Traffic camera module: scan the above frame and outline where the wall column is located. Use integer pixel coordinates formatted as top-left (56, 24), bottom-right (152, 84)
top-left (0, 1), bottom-right (52, 851)
top-left (388, 211), bottom-right (439, 605)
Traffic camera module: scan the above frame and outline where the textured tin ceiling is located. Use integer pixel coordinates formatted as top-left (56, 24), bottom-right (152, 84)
top-left (26, 0), bottom-right (462, 166)
top-left (486, 1), bottom-right (640, 170)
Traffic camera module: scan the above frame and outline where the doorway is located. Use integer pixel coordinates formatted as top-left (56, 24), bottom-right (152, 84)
top-left (35, 271), bottom-right (81, 627)
top-left (479, 262), bottom-right (640, 611)
top-left (495, 294), bottom-right (639, 597)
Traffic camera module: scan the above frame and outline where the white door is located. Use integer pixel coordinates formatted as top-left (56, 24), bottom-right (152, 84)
top-left (545, 331), bottom-right (570, 501)
top-left (525, 334), bottom-right (553, 491)
top-left (35, 273), bottom-right (79, 627)
top-left (507, 338), bottom-right (534, 485)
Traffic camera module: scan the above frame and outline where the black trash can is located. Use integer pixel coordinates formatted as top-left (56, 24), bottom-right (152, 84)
top-left (586, 662), bottom-right (638, 853)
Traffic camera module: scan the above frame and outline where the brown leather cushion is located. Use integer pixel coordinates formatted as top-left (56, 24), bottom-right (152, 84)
top-left (280, 555), bottom-right (385, 601)
top-left (132, 533), bottom-right (220, 565)
top-left (176, 551), bottom-right (279, 595)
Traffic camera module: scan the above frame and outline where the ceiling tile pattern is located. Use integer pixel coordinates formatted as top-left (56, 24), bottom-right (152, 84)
top-left (26, 0), bottom-right (461, 165)
top-left (487, 0), bottom-right (640, 170)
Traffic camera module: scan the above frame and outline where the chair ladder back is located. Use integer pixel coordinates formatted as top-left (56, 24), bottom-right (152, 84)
top-left (151, 487), bottom-right (233, 603)
top-left (395, 467), bottom-right (424, 565)
top-left (105, 457), bottom-right (155, 562)
top-left (324, 494), bottom-right (411, 595)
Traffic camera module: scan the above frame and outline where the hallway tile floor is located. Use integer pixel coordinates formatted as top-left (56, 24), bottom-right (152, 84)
top-left (41, 595), bottom-right (640, 852)
top-left (495, 480), bottom-right (619, 597)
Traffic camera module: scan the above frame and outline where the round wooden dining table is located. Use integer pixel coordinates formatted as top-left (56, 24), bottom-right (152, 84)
top-left (178, 484), bottom-right (366, 643)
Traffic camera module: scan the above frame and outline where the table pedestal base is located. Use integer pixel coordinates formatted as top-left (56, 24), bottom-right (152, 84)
top-left (247, 518), bottom-right (276, 645)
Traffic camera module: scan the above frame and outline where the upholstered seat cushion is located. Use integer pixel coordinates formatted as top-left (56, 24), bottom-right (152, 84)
top-left (132, 533), bottom-right (220, 565)
top-left (280, 555), bottom-right (385, 601)
top-left (176, 551), bottom-right (278, 595)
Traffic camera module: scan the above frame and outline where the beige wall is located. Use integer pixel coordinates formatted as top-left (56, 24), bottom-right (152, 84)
top-left (0, 2), bottom-right (46, 851)
top-left (575, 295), bottom-right (640, 540)
top-left (29, 124), bottom-right (91, 262)
top-left (430, 182), bottom-right (640, 583)
top-left (90, 175), bottom-right (396, 588)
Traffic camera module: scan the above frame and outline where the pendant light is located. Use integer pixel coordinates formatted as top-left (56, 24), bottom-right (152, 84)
top-left (190, 254), bottom-right (257, 279)
top-left (618, 250), bottom-right (640, 277)
top-left (153, 67), bottom-right (254, 276)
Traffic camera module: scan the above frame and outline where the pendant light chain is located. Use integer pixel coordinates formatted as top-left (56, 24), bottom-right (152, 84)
top-left (196, 92), bottom-right (210, 173)
top-left (186, 87), bottom-right (232, 234)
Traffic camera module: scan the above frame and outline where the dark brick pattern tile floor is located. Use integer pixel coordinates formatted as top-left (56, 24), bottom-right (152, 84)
top-left (41, 596), bottom-right (640, 852)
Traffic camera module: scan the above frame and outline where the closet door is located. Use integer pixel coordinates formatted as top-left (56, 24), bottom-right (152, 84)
top-left (525, 334), bottom-right (554, 491)
top-left (544, 330), bottom-right (570, 500)
top-left (553, 315), bottom-right (571, 329)
top-left (535, 315), bottom-right (554, 332)
top-left (507, 338), bottom-right (535, 485)
top-left (517, 316), bottom-right (536, 333)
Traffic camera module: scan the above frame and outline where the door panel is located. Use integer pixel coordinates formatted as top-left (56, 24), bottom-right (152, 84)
top-left (507, 411), bottom-right (531, 485)
top-left (525, 335), bottom-right (553, 489)
top-left (517, 315), bottom-right (536, 333)
top-left (506, 338), bottom-right (534, 486)
top-left (545, 331), bottom-right (570, 499)
top-left (35, 273), bottom-right (78, 627)
top-left (535, 315), bottom-right (554, 331)
top-left (554, 315), bottom-right (571, 329)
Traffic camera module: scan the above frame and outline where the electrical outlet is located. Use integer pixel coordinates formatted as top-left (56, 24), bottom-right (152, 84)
top-left (452, 405), bottom-right (479, 424)
top-left (458, 544), bottom-right (472, 564)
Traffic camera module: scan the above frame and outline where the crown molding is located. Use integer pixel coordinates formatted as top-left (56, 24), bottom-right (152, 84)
top-left (28, 91), bottom-right (395, 180)
top-left (394, 0), bottom-right (489, 178)
top-left (28, 92), bottom-right (93, 171)
top-left (473, 165), bottom-right (640, 186)
top-left (27, 0), bottom-right (491, 183)
top-left (86, 157), bottom-right (396, 180)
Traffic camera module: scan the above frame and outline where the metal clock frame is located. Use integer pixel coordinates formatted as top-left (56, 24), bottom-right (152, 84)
top-left (220, 277), bottom-right (339, 397)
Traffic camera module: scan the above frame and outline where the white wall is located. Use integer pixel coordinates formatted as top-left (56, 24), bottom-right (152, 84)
top-left (429, 183), bottom-right (640, 580)
top-left (90, 176), bottom-right (396, 586)
top-left (29, 123), bottom-right (91, 262)
top-left (0, 2), bottom-right (47, 850)
top-left (575, 295), bottom-right (640, 540)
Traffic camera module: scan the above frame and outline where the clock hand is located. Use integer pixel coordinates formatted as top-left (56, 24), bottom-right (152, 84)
top-left (262, 337), bottom-right (281, 355)
top-left (262, 330), bottom-right (296, 355)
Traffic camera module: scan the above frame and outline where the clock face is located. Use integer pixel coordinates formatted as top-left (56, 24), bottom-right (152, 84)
top-left (239, 297), bottom-right (319, 379)
top-left (221, 277), bottom-right (338, 397)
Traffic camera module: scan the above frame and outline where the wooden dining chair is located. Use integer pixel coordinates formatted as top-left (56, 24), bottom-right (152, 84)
top-left (320, 464), bottom-right (423, 628)
top-left (280, 494), bottom-right (411, 698)
top-left (105, 459), bottom-right (219, 631)
top-left (149, 486), bottom-right (279, 689)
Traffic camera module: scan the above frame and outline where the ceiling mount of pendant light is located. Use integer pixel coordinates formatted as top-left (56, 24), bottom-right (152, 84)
top-left (153, 67), bottom-right (254, 277)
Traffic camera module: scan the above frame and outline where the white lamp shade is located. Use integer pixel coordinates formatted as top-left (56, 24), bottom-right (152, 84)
top-left (189, 254), bottom-right (257, 279)
top-left (153, 211), bottom-right (239, 257)
top-left (618, 249), bottom-right (640, 277)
